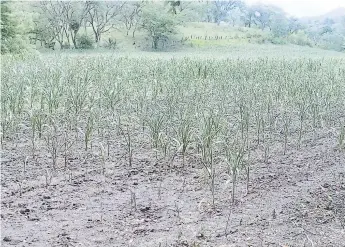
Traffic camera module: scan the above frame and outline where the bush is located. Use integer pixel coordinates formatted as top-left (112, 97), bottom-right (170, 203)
top-left (271, 16), bottom-right (289, 38)
top-left (287, 31), bottom-right (313, 47)
top-left (104, 38), bottom-right (117, 50)
top-left (77, 34), bottom-right (94, 49)
top-left (319, 33), bottom-right (344, 51)
top-left (1, 36), bottom-right (31, 54)
top-left (1, 2), bottom-right (31, 54)
top-left (269, 36), bottom-right (287, 45)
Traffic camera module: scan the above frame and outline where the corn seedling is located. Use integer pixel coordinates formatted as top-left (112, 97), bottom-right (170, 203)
top-left (100, 143), bottom-right (106, 175)
top-left (84, 113), bottom-right (94, 151)
top-left (339, 124), bottom-right (345, 150)
top-left (46, 119), bottom-right (59, 170)
top-left (225, 140), bottom-right (246, 203)
top-left (282, 112), bottom-right (291, 155)
top-left (297, 101), bottom-right (308, 149)
top-left (174, 117), bottom-right (193, 168)
top-left (120, 126), bottom-right (133, 167)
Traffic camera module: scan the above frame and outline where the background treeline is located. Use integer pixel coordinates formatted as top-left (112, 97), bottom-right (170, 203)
top-left (1, 0), bottom-right (345, 54)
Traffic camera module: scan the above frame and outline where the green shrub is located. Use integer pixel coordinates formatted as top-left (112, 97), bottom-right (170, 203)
top-left (319, 33), bottom-right (344, 51)
top-left (104, 38), bottom-right (117, 50)
top-left (1, 37), bottom-right (29, 54)
top-left (1, 2), bottom-right (31, 54)
top-left (287, 31), bottom-right (313, 47)
top-left (269, 36), bottom-right (287, 45)
top-left (77, 34), bottom-right (94, 49)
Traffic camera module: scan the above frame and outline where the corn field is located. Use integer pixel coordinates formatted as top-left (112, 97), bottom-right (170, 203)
top-left (1, 54), bottom-right (345, 246)
top-left (2, 55), bottom-right (345, 187)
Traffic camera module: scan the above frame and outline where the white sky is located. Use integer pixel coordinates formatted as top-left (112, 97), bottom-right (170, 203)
top-left (245, 0), bottom-right (345, 17)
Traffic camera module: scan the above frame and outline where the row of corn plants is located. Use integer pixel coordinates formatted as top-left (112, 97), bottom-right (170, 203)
top-left (1, 54), bottom-right (345, 204)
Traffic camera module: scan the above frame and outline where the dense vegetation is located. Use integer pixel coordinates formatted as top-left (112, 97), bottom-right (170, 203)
top-left (1, 1), bottom-right (345, 54)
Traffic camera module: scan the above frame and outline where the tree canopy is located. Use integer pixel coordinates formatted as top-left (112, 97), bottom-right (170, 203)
top-left (1, 0), bottom-right (344, 53)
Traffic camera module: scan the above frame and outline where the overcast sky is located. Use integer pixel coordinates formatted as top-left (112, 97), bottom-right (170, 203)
top-left (245, 0), bottom-right (345, 17)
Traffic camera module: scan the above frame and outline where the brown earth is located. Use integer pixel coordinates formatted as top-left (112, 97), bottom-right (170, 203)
top-left (1, 127), bottom-right (345, 247)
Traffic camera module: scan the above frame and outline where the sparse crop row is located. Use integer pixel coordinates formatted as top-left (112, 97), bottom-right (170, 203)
top-left (1, 55), bottom-right (345, 205)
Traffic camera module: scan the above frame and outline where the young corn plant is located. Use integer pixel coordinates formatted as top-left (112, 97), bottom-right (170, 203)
top-left (100, 143), bottom-right (106, 175)
top-left (200, 112), bottom-right (222, 164)
top-left (120, 126), bottom-right (133, 167)
top-left (84, 113), bottom-right (94, 151)
top-left (159, 132), bottom-right (170, 159)
top-left (263, 133), bottom-right (270, 164)
top-left (61, 127), bottom-right (75, 169)
top-left (339, 124), bottom-right (345, 151)
top-left (244, 143), bottom-right (251, 195)
top-left (174, 116), bottom-right (194, 168)
top-left (197, 110), bottom-right (222, 208)
top-left (146, 114), bottom-right (165, 150)
top-left (46, 119), bottom-right (59, 171)
top-left (282, 112), bottom-right (291, 155)
top-left (201, 147), bottom-right (216, 208)
top-left (254, 109), bottom-right (264, 146)
top-left (297, 100), bottom-right (308, 150)
top-left (225, 139), bottom-right (246, 203)
top-left (239, 103), bottom-right (250, 142)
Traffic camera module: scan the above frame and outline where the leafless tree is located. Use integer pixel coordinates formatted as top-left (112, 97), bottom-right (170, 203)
top-left (37, 1), bottom-right (89, 49)
top-left (212, 0), bottom-right (242, 25)
top-left (86, 1), bottom-right (126, 43)
top-left (38, 1), bottom-right (66, 48)
top-left (60, 2), bottom-right (89, 48)
top-left (121, 1), bottom-right (144, 38)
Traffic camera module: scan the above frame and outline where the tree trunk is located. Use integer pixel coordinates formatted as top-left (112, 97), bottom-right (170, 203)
top-left (57, 40), bottom-right (63, 49)
top-left (132, 27), bottom-right (137, 38)
top-left (64, 28), bottom-right (70, 46)
top-left (70, 28), bottom-right (79, 49)
top-left (152, 36), bottom-right (159, 49)
top-left (72, 35), bottom-right (77, 49)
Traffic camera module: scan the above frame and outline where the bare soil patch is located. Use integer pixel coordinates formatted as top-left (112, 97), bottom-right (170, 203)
top-left (1, 127), bottom-right (344, 247)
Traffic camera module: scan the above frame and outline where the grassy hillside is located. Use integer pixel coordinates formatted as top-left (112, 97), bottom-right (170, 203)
top-left (81, 21), bottom-right (342, 54)
top-left (40, 22), bottom-right (343, 58)
top-left (93, 22), bottom-right (271, 51)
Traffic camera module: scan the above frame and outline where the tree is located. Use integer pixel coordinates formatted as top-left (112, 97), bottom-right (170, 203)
top-left (37, 1), bottom-right (68, 49)
top-left (31, 16), bottom-right (56, 48)
top-left (1, 1), bottom-right (28, 53)
top-left (271, 15), bottom-right (289, 37)
top-left (120, 1), bottom-right (144, 37)
top-left (141, 3), bottom-right (178, 50)
top-left (211, 0), bottom-right (242, 25)
top-left (288, 17), bottom-right (303, 34)
top-left (177, 1), bottom-right (206, 22)
top-left (228, 7), bottom-right (243, 27)
top-left (35, 1), bottom-right (91, 49)
top-left (253, 5), bottom-right (273, 30)
top-left (86, 1), bottom-right (125, 44)
top-left (1, 2), bottom-right (16, 40)
top-left (320, 18), bottom-right (334, 35)
top-left (166, 0), bottom-right (181, 15)
top-left (62, 2), bottom-right (89, 49)
top-left (241, 6), bottom-right (257, 28)
top-left (320, 33), bottom-right (344, 51)
top-left (306, 24), bottom-right (323, 45)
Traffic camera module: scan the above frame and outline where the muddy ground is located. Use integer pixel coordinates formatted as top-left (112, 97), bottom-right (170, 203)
top-left (1, 127), bottom-right (345, 247)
